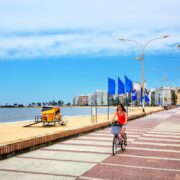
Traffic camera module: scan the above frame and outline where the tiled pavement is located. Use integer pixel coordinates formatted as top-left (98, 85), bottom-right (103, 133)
top-left (0, 108), bottom-right (180, 180)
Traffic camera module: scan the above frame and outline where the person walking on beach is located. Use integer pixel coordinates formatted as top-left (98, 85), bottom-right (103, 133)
top-left (111, 104), bottom-right (127, 145)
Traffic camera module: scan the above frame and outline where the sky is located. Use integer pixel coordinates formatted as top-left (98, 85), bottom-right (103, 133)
top-left (0, 0), bottom-right (180, 104)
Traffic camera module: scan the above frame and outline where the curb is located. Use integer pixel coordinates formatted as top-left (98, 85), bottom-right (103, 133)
top-left (0, 108), bottom-right (164, 160)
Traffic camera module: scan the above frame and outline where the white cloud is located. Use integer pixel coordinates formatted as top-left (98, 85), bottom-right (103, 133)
top-left (0, 0), bottom-right (180, 59)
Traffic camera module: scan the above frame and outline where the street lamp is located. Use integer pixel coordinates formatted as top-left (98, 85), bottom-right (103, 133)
top-left (119, 35), bottom-right (169, 112)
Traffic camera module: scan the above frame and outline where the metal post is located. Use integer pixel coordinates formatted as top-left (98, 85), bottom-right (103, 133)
top-left (126, 93), bottom-right (129, 115)
top-left (118, 35), bottom-right (169, 113)
top-left (96, 105), bottom-right (97, 123)
top-left (91, 106), bottom-right (93, 124)
top-left (142, 49), bottom-right (145, 112)
top-left (107, 92), bottom-right (109, 120)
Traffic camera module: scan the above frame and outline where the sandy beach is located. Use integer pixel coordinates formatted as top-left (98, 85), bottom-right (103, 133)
top-left (0, 107), bottom-right (163, 145)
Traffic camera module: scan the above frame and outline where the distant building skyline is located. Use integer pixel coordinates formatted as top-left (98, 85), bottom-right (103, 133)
top-left (72, 86), bottom-right (180, 106)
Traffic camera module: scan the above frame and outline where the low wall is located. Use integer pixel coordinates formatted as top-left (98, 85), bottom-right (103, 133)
top-left (0, 108), bottom-right (164, 159)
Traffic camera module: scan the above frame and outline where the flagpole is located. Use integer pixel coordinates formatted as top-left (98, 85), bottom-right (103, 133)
top-left (126, 93), bottom-right (128, 115)
top-left (107, 92), bottom-right (109, 120)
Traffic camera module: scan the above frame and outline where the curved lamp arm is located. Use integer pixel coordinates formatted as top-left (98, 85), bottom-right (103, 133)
top-left (144, 35), bottom-right (169, 49)
top-left (118, 38), bottom-right (143, 49)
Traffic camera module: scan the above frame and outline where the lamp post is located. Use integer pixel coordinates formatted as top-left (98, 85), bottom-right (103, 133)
top-left (119, 35), bottom-right (169, 112)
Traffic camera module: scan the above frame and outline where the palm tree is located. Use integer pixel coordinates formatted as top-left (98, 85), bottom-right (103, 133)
top-left (171, 90), bottom-right (178, 105)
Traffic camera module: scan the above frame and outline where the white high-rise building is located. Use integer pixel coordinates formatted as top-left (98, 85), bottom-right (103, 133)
top-left (95, 90), bottom-right (107, 106)
top-left (73, 96), bottom-right (79, 105)
top-left (88, 94), bottom-right (95, 105)
top-left (155, 87), bottom-right (171, 106)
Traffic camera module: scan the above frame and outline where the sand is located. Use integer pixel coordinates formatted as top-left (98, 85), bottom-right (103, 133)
top-left (0, 107), bottom-right (163, 145)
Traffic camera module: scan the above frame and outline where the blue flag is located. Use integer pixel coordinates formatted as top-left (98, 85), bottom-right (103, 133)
top-left (144, 88), bottom-right (150, 102)
top-left (132, 89), bottom-right (137, 101)
top-left (118, 77), bottom-right (125, 95)
top-left (125, 76), bottom-right (133, 93)
top-left (108, 78), bottom-right (116, 95)
top-left (141, 88), bottom-right (149, 102)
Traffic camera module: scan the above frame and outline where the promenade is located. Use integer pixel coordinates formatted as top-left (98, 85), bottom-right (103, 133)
top-left (0, 107), bottom-right (180, 179)
top-left (0, 107), bottom-right (162, 157)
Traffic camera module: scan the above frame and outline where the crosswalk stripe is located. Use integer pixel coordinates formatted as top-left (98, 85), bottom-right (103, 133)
top-left (127, 147), bottom-right (180, 153)
top-left (76, 136), bottom-right (135, 142)
top-left (138, 137), bottom-right (180, 143)
top-left (87, 134), bottom-right (140, 138)
top-left (150, 130), bottom-right (180, 133)
top-left (79, 176), bottom-right (109, 180)
top-left (48, 143), bottom-right (180, 154)
top-left (116, 154), bottom-right (180, 161)
top-left (100, 163), bottom-right (180, 172)
top-left (132, 141), bottom-right (180, 147)
top-left (147, 132), bottom-right (180, 135)
top-left (143, 134), bottom-right (180, 138)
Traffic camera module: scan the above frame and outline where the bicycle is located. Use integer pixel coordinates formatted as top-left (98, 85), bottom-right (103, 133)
top-left (111, 122), bottom-right (127, 156)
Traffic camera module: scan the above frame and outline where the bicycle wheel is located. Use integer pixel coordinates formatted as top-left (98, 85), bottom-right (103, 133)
top-left (121, 139), bottom-right (126, 151)
top-left (124, 133), bottom-right (127, 140)
top-left (121, 133), bottom-right (127, 151)
top-left (112, 135), bottom-right (119, 155)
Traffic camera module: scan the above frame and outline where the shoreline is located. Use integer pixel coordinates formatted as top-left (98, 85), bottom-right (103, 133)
top-left (0, 106), bottom-right (165, 159)
top-left (0, 113), bottom-right (115, 124)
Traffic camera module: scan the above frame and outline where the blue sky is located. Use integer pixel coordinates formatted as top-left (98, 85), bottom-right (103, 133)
top-left (0, 0), bottom-right (180, 104)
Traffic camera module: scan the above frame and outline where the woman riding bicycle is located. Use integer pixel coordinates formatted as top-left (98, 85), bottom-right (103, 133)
top-left (111, 104), bottom-right (127, 145)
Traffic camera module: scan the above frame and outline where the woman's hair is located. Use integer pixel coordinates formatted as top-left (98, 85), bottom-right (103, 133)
top-left (116, 104), bottom-right (126, 112)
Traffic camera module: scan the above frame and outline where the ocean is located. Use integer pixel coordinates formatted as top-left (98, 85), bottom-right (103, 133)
top-left (0, 107), bottom-right (116, 123)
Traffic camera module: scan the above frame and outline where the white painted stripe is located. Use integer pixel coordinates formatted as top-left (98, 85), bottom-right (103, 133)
top-left (100, 163), bottom-right (180, 172)
top-left (62, 140), bottom-right (114, 146)
top-left (20, 150), bottom-right (109, 163)
top-left (143, 134), bottom-right (180, 138)
top-left (116, 154), bottom-right (180, 161)
top-left (127, 147), bottom-right (180, 153)
top-left (138, 137), bottom-right (180, 143)
top-left (148, 132), bottom-right (180, 135)
top-left (122, 132), bottom-right (144, 135)
top-left (153, 127), bottom-right (180, 129)
top-left (47, 144), bottom-right (111, 153)
top-left (79, 176), bottom-right (109, 180)
top-left (151, 130), bottom-right (180, 133)
top-left (156, 128), bottom-right (180, 131)
top-left (76, 136), bottom-right (135, 142)
top-left (89, 133), bottom-right (140, 138)
top-left (101, 129), bottom-right (147, 132)
top-left (152, 131), bottom-right (180, 133)
top-left (120, 129), bottom-right (149, 132)
top-left (132, 141), bottom-right (180, 147)
top-left (153, 127), bottom-right (180, 132)
top-left (48, 144), bottom-right (180, 154)
top-left (94, 131), bottom-right (143, 135)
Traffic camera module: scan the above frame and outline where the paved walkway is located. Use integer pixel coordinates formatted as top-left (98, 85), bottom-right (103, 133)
top-left (0, 108), bottom-right (180, 180)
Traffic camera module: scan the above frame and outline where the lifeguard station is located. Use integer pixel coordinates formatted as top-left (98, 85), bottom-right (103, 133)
top-left (24, 106), bottom-right (68, 127)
